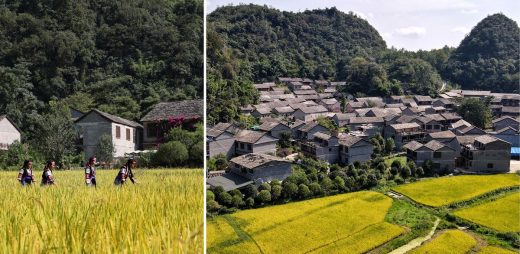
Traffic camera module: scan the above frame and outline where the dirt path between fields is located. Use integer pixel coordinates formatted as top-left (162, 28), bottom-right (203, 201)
top-left (388, 218), bottom-right (441, 254)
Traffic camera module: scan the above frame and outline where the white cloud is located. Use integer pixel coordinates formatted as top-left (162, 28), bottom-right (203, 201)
top-left (461, 9), bottom-right (479, 14)
top-left (451, 26), bottom-right (470, 34)
top-left (395, 26), bottom-right (426, 37)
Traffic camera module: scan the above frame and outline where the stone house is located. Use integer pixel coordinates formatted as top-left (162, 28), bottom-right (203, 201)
top-left (338, 135), bottom-right (373, 165)
top-left (292, 105), bottom-right (328, 122)
top-left (384, 122), bottom-right (426, 148)
top-left (403, 140), bottom-right (456, 172)
top-left (75, 109), bottom-right (142, 160)
top-left (319, 98), bottom-right (341, 112)
top-left (258, 121), bottom-right (291, 139)
top-left (297, 122), bottom-right (330, 140)
top-left (492, 116), bottom-right (519, 131)
top-left (300, 132), bottom-right (340, 164)
top-left (234, 130), bottom-right (278, 155)
top-left (140, 99), bottom-right (203, 149)
top-left (207, 123), bottom-right (238, 159)
top-left (460, 135), bottom-right (511, 173)
top-left (0, 115), bottom-right (21, 150)
top-left (207, 153), bottom-right (292, 191)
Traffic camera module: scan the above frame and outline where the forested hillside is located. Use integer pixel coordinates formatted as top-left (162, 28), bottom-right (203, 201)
top-left (207, 5), bottom-right (519, 124)
top-left (0, 0), bottom-right (203, 139)
top-left (446, 13), bottom-right (519, 93)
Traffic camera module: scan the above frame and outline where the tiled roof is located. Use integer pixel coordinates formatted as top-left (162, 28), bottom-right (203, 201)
top-left (78, 109), bottom-right (143, 128)
top-left (231, 153), bottom-right (289, 169)
top-left (140, 100), bottom-right (203, 122)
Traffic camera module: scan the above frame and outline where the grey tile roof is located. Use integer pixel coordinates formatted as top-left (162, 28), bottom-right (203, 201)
top-left (403, 141), bottom-right (423, 151)
top-left (428, 130), bottom-right (456, 139)
top-left (235, 130), bottom-right (268, 143)
top-left (78, 109), bottom-right (143, 128)
top-left (230, 153), bottom-right (289, 169)
top-left (140, 100), bottom-right (203, 122)
top-left (207, 173), bottom-right (254, 192)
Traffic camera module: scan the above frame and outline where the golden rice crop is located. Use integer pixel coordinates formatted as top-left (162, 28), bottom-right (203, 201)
top-left (207, 191), bottom-right (404, 254)
top-left (0, 169), bottom-right (203, 253)
top-left (454, 192), bottom-right (520, 232)
top-left (478, 246), bottom-right (518, 254)
top-left (410, 229), bottom-right (477, 254)
top-left (393, 174), bottom-right (520, 207)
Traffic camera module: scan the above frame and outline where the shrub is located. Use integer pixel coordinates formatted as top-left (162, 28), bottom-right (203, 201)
top-left (207, 190), bottom-right (215, 201)
top-left (231, 194), bottom-right (244, 208)
top-left (282, 182), bottom-right (298, 199)
top-left (309, 182), bottom-right (322, 196)
top-left (217, 192), bottom-right (232, 206)
top-left (271, 185), bottom-right (282, 200)
top-left (298, 184), bottom-right (311, 199)
top-left (207, 200), bottom-right (221, 213)
top-left (259, 182), bottom-right (271, 192)
top-left (189, 141), bottom-right (203, 165)
top-left (257, 190), bottom-right (272, 203)
top-left (245, 197), bottom-right (255, 208)
top-left (153, 141), bottom-right (188, 166)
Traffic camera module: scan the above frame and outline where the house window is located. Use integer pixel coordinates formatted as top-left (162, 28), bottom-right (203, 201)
top-left (433, 152), bottom-right (441, 158)
top-left (126, 128), bottom-right (131, 141)
top-left (241, 167), bottom-right (247, 174)
top-left (147, 123), bottom-right (158, 138)
top-left (426, 125), bottom-right (432, 130)
top-left (329, 148), bottom-right (332, 152)
top-left (116, 126), bottom-right (121, 139)
top-left (248, 169), bottom-right (253, 174)
top-left (487, 163), bottom-right (493, 169)
top-left (247, 144), bottom-right (252, 151)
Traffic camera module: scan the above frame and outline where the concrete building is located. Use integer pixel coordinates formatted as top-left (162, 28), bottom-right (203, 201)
top-left (460, 135), bottom-right (511, 173)
top-left (75, 109), bottom-right (142, 160)
top-left (384, 123), bottom-right (426, 148)
top-left (0, 115), bottom-right (21, 150)
top-left (338, 135), bottom-right (373, 165)
top-left (300, 132), bottom-right (340, 164)
top-left (492, 116), bottom-right (519, 131)
top-left (207, 123), bottom-right (238, 159)
top-left (234, 130), bottom-right (278, 155)
top-left (403, 140), bottom-right (456, 173)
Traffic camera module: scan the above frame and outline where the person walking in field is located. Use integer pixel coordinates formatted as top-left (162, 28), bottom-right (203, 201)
top-left (85, 156), bottom-right (97, 187)
top-left (114, 159), bottom-right (138, 185)
top-left (41, 160), bottom-right (56, 186)
top-left (17, 160), bottom-right (35, 186)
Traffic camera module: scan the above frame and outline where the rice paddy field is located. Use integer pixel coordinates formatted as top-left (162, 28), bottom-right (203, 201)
top-left (477, 246), bottom-right (518, 254)
top-left (409, 229), bottom-right (477, 254)
top-left (392, 174), bottom-right (520, 207)
top-left (453, 192), bottom-right (520, 232)
top-left (0, 168), bottom-right (203, 253)
top-left (207, 191), bottom-right (405, 254)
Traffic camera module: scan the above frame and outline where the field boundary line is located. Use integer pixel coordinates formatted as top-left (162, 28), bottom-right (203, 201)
top-left (222, 215), bottom-right (265, 254)
top-left (388, 218), bottom-right (440, 254)
top-left (303, 222), bottom-right (389, 253)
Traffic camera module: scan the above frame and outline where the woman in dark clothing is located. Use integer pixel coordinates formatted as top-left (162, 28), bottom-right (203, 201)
top-left (17, 160), bottom-right (35, 186)
top-left (85, 156), bottom-right (97, 187)
top-left (41, 160), bottom-right (56, 186)
top-left (114, 159), bottom-right (138, 185)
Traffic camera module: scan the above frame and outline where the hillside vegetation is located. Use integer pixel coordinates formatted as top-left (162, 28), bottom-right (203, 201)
top-left (0, 0), bottom-right (203, 139)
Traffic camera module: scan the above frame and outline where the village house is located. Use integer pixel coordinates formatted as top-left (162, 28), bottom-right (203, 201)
top-left (70, 108), bottom-right (85, 121)
top-left (319, 98), bottom-right (341, 112)
top-left (491, 127), bottom-right (519, 147)
top-left (207, 153), bottom-right (292, 191)
top-left (300, 132), bottom-right (340, 164)
top-left (450, 119), bottom-right (472, 131)
top-left (207, 123), bottom-right (238, 159)
top-left (460, 135), bottom-right (511, 173)
top-left (460, 90), bottom-right (491, 99)
top-left (253, 82), bottom-right (275, 91)
top-left (332, 113), bottom-right (356, 127)
top-left (345, 101), bottom-right (365, 113)
top-left (417, 116), bottom-right (443, 133)
top-left (384, 122), bottom-right (426, 148)
top-left (140, 99), bottom-right (203, 149)
top-left (239, 105), bottom-right (254, 115)
top-left (403, 140), bottom-right (456, 172)
top-left (0, 115), bottom-right (21, 150)
top-left (356, 97), bottom-right (385, 107)
top-left (492, 116), bottom-right (519, 131)
top-left (251, 107), bottom-right (272, 118)
top-left (338, 135), bottom-right (373, 165)
top-left (349, 117), bottom-right (385, 131)
top-left (297, 122), bottom-right (330, 140)
top-left (414, 95), bottom-right (433, 106)
top-left (455, 125), bottom-right (486, 136)
top-left (292, 105), bottom-right (328, 122)
top-left (258, 121), bottom-right (291, 139)
top-left (425, 130), bottom-right (457, 143)
top-left (75, 109), bottom-right (142, 160)
top-left (432, 98), bottom-right (454, 110)
top-left (272, 106), bottom-right (295, 117)
top-left (234, 130), bottom-right (278, 155)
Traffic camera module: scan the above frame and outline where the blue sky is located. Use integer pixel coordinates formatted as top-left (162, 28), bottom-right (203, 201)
top-left (207, 0), bottom-right (520, 51)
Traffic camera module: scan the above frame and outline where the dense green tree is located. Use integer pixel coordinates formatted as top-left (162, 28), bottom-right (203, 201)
top-left (257, 190), bottom-right (272, 204)
top-left (455, 98), bottom-right (492, 129)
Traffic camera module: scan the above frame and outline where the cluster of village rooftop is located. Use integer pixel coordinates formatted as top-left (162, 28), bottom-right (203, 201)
top-left (0, 99), bottom-right (203, 160)
top-left (207, 77), bottom-right (519, 191)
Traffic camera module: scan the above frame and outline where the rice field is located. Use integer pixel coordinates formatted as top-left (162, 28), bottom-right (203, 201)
top-left (409, 229), bottom-right (477, 254)
top-left (477, 246), bottom-right (518, 254)
top-left (207, 191), bottom-right (405, 254)
top-left (0, 168), bottom-right (203, 253)
top-left (453, 192), bottom-right (520, 232)
top-left (392, 174), bottom-right (520, 207)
